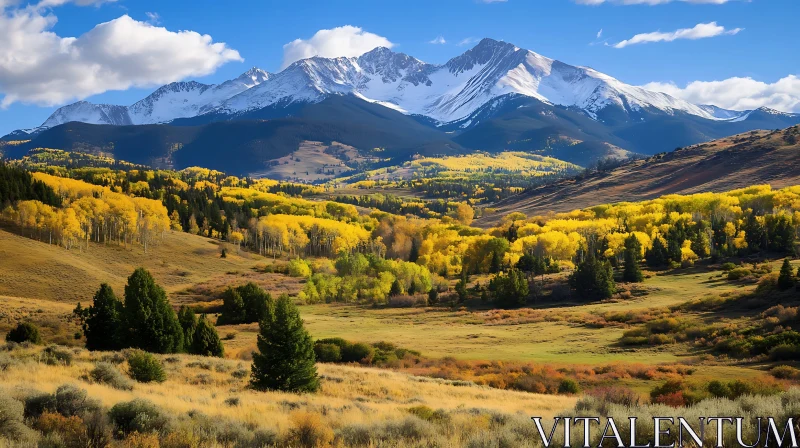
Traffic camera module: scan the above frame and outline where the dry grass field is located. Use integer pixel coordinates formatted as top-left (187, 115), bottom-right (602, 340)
top-left (0, 345), bottom-right (575, 446)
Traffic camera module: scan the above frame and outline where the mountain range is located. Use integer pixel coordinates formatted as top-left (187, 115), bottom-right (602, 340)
top-left (4, 38), bottom-right (799, 174)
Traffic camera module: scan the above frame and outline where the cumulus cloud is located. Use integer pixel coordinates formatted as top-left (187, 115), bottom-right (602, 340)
top-left (643, 76), bottom-right (800, 112)
top-left (429, 36), bottom-right (446, 45)
top-left (576, 0), bottom-right (736, 5)
top-left (281, 26), bottom-right (394, 69)
top-left (612, 22), bottom-right (742, 48)
top-left (0, 6), bottom-right (241, 107)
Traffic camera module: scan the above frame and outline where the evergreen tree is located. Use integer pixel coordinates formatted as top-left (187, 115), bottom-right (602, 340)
top-left (238, 283), bottom-right (272, 323)
top-left (743, 212), bottom-right (766, 253)
top-left (389, 279), bottom-right (403, 297)
top-left (455, 277), bottom-right (468, 302)
top-left (408, 239), bottom-right (419, 263)
top-left (251, 295), bottom-right (319, 393)
top-left (489, 250), bottom-right (502, 274)
top-left (407, 281), bottom-right (417, 295)
top-left (570, 256), bottom-right (616, 300)
top-left (76, 284), bottom-right (124, 351)
top-left (622, 235), bottom-right (644, 283)
top-left (428, 288), bottom-right (439, 305)
top-left (646, 238), bottom-right (669, 268)
top-left (778, 259), bottom-right (795, 291)
top-left (516, 254), bottom-right (535, 273)
top-left (490, 269), bottom-right (530, 308)
top-left (219, 288), bottom-right (246, 325)
top-left (191, 316), bottom-right (224, 357)
top-left (123, 268), bottom-right (184, 353)
top-left (178, 306), bottom-right (198, 349)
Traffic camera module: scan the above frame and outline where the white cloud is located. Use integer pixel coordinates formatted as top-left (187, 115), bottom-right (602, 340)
top-left (576, 0), bottom-right (737, 5)
top-left (0, 7), bottom-right (242, 107)
top-left (643, 76), bottom-right (800, 112)
top-left (458, 37), bottom-right (480, 46)
top-left (281, 26), bottom-right (394, 69)
top-left (612, 22), bottom-right (742, 48)
top-left (429, 36), bottom-right (446, 45)
top-left (596, 29), bottom-right (603, 38)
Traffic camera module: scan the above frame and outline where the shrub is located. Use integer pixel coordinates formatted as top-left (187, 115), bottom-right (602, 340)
top-left (83, 411), bottom-right (113, 448)
top-left (286, 412), bottom-right (334, 448)
top-left (0, 396), bottom-right (37, 444)
top-left (770, 344), bottom-right (800, 361)
top-left (127, 350), bottom-right (166, 383)
top-left (727, 268), bottom-right (751, 281)
top-left (41, 345), bottom-right (73, 366)
top-left (650, 380), bottom-right (686, 406)
top-left (24, 385), bottom-right (100, 419)
top-left (288, 259), bottom-right (313, 278)
top-left (89, 362), bottom-right (134, 391)
top-left (388, 295), bottom-right (421, 308)
top-left (588, 386), bottom-right (640, 407)
top-left (313, 343), bottom-right (342, 363)
top-left (122, 432), bottom-right (161, 448)
top-left (721, 262), bottom-right (737, 271)
top-left (5, 322), bottom-right (42, 344)
top-left (109, 399), bottom-right (169, 436)
top-left (771, 365), bottom-right (800, 380)
top-left (341, 342), bottom-right (374, 364)
top-left (34, 411), bottom-right (88, 447)
top-left (557, 379), bottom-right (581, 395)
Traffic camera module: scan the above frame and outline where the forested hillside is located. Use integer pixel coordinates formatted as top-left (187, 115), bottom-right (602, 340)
top-left (478, 126), bottom-right (800, 225)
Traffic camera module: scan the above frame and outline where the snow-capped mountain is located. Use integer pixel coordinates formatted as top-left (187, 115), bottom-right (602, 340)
top-left (17, 39), bottom-right (799, 137)
top-left (42, 102), bottom-right (133, 128)
top-left (37, 68), bottom-right (271, 130)
top-left (211, 38), bottom-right (719, 124)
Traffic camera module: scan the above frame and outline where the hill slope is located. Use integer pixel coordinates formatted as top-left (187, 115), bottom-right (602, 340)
top-left (476, 126), bottom-right (800, 225)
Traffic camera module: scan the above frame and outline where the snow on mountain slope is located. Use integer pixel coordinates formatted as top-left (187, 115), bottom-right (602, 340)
top-left (39, 68), bottom-right (271, 129)
top-left (128, 68), bottom-right (271, 124)
top-left (698, 104), bottom-right (747, 120)
top-left (212, 38), bottom-right (717, 124)
top-left (42, 102), bottom-right (132, 127)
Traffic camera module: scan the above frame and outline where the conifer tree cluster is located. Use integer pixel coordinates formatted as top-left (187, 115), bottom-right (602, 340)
top-left (75, 268), bottom-right (223, 357)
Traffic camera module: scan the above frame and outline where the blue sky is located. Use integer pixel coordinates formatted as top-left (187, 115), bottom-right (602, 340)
top-left (1, 0), bottom-right (797, 136)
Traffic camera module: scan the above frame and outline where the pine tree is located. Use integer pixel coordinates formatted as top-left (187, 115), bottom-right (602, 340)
top-left (646, 238), bottom-right (669, 268)
top-left (219, 288), bottom-right (246, 325)
top-left (409, 239), bottom-right (419, 263)
top-left (191, 316), bottom-right (224, 357)
top-left (489, 250), bottom-right (502, 274)
top-left (251, 295), bottom-right (319, 393)
top-left (622, 235), bottom-right (644, 283)
top-left (778, 259), bottom-right (795, 291)
top-left (570, 256), bottom-right (616, 300)
top-left (178, 306), bottom-right (198, 349)
top-left (123, 268), bottom-right (184, 354)
top-left (76, 283), bottom-right (124, 351)
top-left (490, 268), bottom-right (530, 308)
top-left (389, 279), bottom-right (403, 297)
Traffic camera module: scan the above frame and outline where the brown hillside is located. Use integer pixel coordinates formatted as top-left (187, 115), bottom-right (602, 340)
top-left (476, 126), bottom-right (800, 226)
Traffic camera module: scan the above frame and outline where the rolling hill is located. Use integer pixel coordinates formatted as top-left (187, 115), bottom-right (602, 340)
top-left (476, 125), bottom-right (800, 226)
